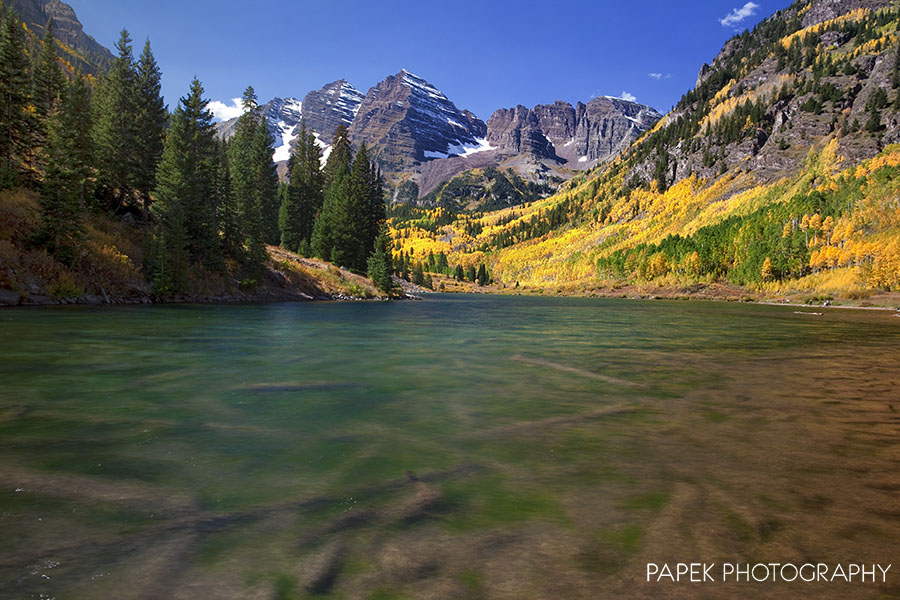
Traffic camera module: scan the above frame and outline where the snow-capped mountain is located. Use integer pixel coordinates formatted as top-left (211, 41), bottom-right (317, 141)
top-left (214, 81), bottom-right (365, 166)
top-left (263, 98), bottom-right (304, 163)
top-left (348, 70), bottom-right (489, 170)
top-left (300, 79), bottom-right (364, 144)
top-left (214, 69), bottom-right (662, 203)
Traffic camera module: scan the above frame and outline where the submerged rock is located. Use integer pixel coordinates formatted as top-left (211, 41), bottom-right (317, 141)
top-left (298, 539), bottom-right (345, 594)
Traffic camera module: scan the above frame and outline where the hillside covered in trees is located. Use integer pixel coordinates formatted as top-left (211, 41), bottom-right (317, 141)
top-left (389, 0), bottom-right (900, 304)
top-left (0, 5), bottom-right (397, 305)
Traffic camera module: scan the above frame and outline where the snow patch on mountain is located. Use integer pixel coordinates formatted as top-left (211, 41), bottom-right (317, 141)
top-left (272, 121), bottom-right (298, 163)
top-left (312, 132), bottom-right (332, 167)
top-left (424, 137), bottom-right (495, 160)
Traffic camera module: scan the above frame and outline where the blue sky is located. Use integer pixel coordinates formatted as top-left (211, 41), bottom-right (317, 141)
top-left (70, 1), bottom-right (768, 121)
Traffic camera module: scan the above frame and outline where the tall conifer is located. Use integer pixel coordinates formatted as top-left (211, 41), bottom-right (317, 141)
top-left (311, 126), bottom-right (353, 265)
top-left (0, 8), bottom-right (31, 187)
top-left (227, 86), bottom-right (267, 271)
top-left (133, 39), bottom-right (167, 220)
top-left (280, 121), bottom-right (323, 252)
top-left (151, 78), bottom-right (221, 291)
top-left (39, 76), bottom-right (90, 262)
top-left (93, 29), bottom-right (139, 211)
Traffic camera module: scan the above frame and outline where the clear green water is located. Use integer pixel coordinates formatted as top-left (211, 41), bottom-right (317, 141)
top-left (1, 295), bottom-right (898, 599)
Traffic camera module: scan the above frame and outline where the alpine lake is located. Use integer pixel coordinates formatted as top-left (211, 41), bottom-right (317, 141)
top-left (1, 294), bottom-right (898, 600)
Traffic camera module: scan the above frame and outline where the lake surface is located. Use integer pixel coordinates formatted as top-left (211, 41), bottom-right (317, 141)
top-left (1, 295), bottom-right (899, 599)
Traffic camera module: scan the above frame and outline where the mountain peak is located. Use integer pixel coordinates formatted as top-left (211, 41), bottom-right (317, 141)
top-left (349, 71), bottom-right (487, 170)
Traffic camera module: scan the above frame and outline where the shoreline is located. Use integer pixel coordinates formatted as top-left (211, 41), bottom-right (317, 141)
top-left (430, 275), bottom-right (900, 312)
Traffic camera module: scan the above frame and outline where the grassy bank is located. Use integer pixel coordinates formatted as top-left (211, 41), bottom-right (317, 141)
top-left (0, 189), bottom-right (388, 306)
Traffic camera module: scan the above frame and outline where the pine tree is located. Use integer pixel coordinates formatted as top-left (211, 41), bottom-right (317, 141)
top-left (347, 142), bottom-right (375, 270)
top-left (38, 78), bottom-right (87, 262)
top-left (454, 264), bottom-right (463, 281)
top-left (311, 126), bottom-right (353, 265)
top-left (180, 78), bottom-right (221, 268)
top-left (33, 20), bottom-right (64, 122)
top-left (0, 8), bottom-right (31, 187)
top-left (150, 78), bottom-right (221, 291)
top-left (466, 264), bottom-right (476, 282)
top-left (477, 263), bottom-right (489, 286)
top-left (63, 70), bottom-right (94, 208)
top-left (254, 117), bottom-right (280, 245)
top-left (367, 225), bottom-right (394, 295)
top-left (412, 261), bottom-right (425, 286)
top-left (93, 29), bottom-right (139, 212)
top-left (227, 86), bottom-right (268, 271)
top-left (366, 162), bottom-right (386, 259)
top-left (865, 103), bottom-right (883, 134)
top-left (214, 139), bottom-right (239, 260)
top-left (323, 124), bottom-right (352, 183)
top-left (31, 19), bottom-right (64, 181)
top-left (133, 39), bottom-right (167, 221)
top-left (280, 121), bottom-right (323, 252)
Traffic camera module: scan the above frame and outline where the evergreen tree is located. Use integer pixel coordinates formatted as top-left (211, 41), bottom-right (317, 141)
top-left (865, 103), bottom-right (883, 134)
top-left (63, 70), bottom-right (94, 208)
top-left (150, 78), bottom-right (221, 291)
top-left (323, 124), bottom-right (352, 183)
top-left (477, 263), bottom-right (489, 286)
top-left (412, 261), bottom-right (425, 286)
top-left (93, 29), bottom-right (139, 211)
top-left (33, 20), bottom-right (64, 124)
top-left (454, 264), bottom-right (463, 281)
top-left (367, 226), bottom-right (394, 295)
top-left (180, 78), bottom-right (221, 267)
top-left (254, 117), bottom-right (280, 245)
top-left (311, 125), bottom-right (353, 265)
top-left (227, 86), bottom-right (268, 271)
top-left (466, 264), bottom-right (476, 282)
top-left (280, 121), bottom-right (323, 252)
top-left (38, 77), bottom-right (88, 262)
top-left (366, 163), bottom-right (386, 258)
top-left (346, 142), bottom-right (376, 270)
top-left (31, 19), bottom-right (64, 180)
top-left (214, 139), bottom-right (239, 260)
top-left (133, 39), bottom-right (167, 220)
top-left (0, 8), bottom-right (31, 187)
top-left (654, 150), bottom-right (669, 193)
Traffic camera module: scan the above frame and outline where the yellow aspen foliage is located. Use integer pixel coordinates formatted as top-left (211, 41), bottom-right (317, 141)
top-left (644, 252), bottom-right (669, 280)
top-left (782, 221), bottom-right (793, 238)
top-left (761, 257), bottom-right (774, 281)
top-left (682, 251), bottom-right (701, 277)
top-left (822, 215), bottom-right (834, 243)
top-left (864, 239), bottom-right (900, 290)
top-left (779, 8), bottom-right (869, 48)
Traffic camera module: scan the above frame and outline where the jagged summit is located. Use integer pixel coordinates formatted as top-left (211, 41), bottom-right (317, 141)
top-left (213, 69), bottom-right (661, 204)
top-left (348, 70), bottom-right (488, 170)
top-left (300, 79), bottom-right (364, 143)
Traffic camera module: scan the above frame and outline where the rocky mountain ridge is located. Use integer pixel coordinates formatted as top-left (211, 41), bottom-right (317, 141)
top-left (4, 0), bottom-right (114, 75)
top-left (215, 70), bottom-right (661, 204)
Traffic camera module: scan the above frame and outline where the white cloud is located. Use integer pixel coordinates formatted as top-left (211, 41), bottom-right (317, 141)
top-left (719, 2), bottom-right (760, 27)
top-left (621, 91), bottom-right (637, 102)
top-left (208, 98), bottom-right (245, 122)
top-left (648, 72), bottom-right (663, 80)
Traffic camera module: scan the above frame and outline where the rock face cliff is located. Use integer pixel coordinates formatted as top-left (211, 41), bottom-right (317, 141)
top-left (348, 70), bottom-right (488, 170)
top-left (299, 79), bottom-right (364, 144)
top-left (485, 97), bottom-right (662, 169)
top-left (5, 0), bottom-right (113, 75)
